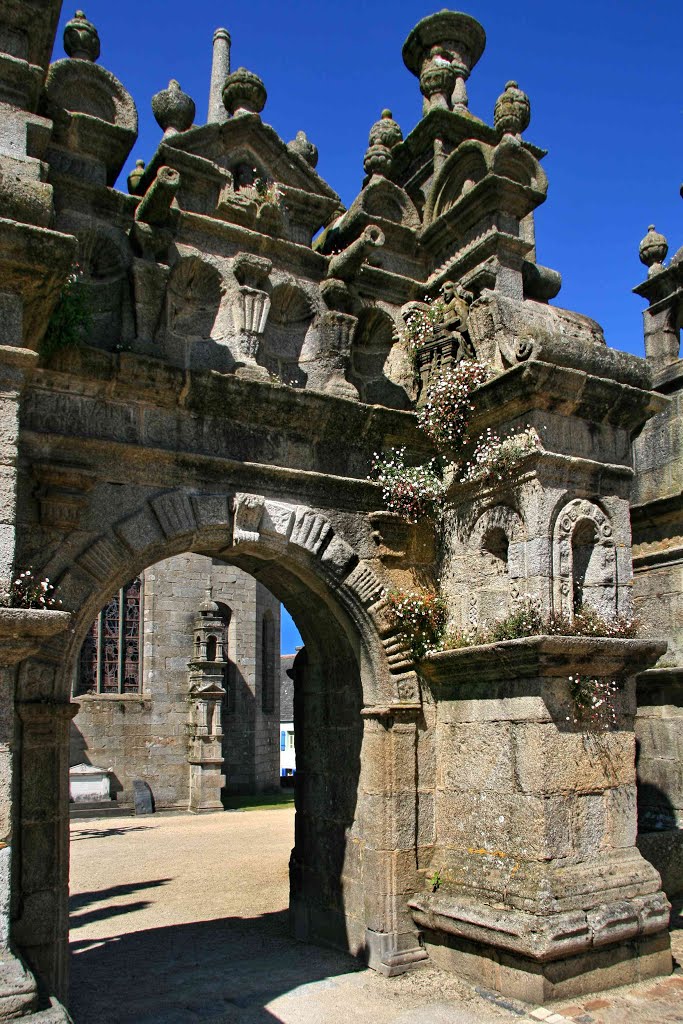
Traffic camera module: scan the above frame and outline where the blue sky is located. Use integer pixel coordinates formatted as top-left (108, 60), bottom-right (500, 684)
top-left (54, 3), bottom-right (681, 652)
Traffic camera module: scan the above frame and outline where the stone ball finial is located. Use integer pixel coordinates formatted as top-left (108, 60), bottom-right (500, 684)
top-left (222, 68), bottom-right (267, 117)
top-left (127, 159), bottom-right (146, 195)
top-left (63, 10), bottom-right (100, 62)
top-left (368, 110), bottom-right (403, 150)
top-left (639, 225), bottom-right (669, 275)
top-left (494, 80), bottom-right (531, 136)
top-left (364, 110), bottom-right (403, 178)
top-left (287, 130), bottom-right (318, 168)
top-left (151, 80), bottom-right (196, 136)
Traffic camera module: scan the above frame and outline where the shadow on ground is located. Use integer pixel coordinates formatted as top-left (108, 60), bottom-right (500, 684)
top-left (70, 907), bottom-right (365, 1024)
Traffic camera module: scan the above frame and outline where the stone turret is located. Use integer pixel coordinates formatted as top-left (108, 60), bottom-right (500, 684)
top-left (187, 585), bottom-right (227, 813)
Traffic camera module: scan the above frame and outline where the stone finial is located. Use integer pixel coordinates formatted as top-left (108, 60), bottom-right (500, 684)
top-left (222, 68), bottom-right (267, 117)
top-left (494, 81), bottom-right (531, 136)
top-left (152, 80), bottom-right (196, 137)
top-left (199, 582), bottom-right (219, 615)
top-left (369, 110), bottom-right (403, 150)
top-left (639, 225), bottom-right (668, 276)
top-left (419, 46), bottom-right (457, 110)
top-left (63, 10), bottom-right (100, 62)
top-left (287, 130), bottom-right (318, 168)
top-left (403, 10), bottom-right (485, 113)
top-left (208, 27), bottom-right (231, 124)
top-left (364, 110), bottom-right (402, 178)
top-left (127, 159), bottom-right (146, 195)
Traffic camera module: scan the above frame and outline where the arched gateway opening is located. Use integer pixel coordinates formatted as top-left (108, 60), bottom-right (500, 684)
top-left (12, 490), bottom-right (424, 1007)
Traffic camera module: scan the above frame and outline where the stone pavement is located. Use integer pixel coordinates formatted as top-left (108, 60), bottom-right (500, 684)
top-left (69, 810), bottom-right (682, 1024)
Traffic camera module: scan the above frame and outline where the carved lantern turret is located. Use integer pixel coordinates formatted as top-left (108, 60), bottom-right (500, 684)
top-left (187, 587), bottom-right (227, 813)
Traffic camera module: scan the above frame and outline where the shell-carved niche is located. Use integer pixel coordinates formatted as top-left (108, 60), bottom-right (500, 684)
top-left (261, 282), bottom-right (313, 386)
top-left (553, 498), bottom-right (617, 619)
top-left (359, 178), bottom-right (421, 229)
top-left (350, 307), bottom-right (411, 408)
top-left (78, 230), bottom-right (134, 349)
top-left (426, 142), bottom-right (490, 224)
top-left (159, 257), bottom-right (223, 347)
top-left (466, 505), bottom-right (526, 628)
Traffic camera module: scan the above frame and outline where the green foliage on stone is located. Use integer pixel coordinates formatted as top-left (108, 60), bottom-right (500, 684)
top-left (440, 598), bottom-right (638, 651)
top-left (40, 270), bottom-right (91, 361)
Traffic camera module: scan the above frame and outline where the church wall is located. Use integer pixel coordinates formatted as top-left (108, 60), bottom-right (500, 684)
top-left (71, 554), bottom-right (281, 809)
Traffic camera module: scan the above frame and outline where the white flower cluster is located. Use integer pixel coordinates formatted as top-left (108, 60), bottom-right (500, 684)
top-left (370, 446), bottom-right (444, 524)
top-left (462, 426), bottom-right (542, 484)
top-left (9, 568), bottom-right (61, 609)
top-left (418, 360), bottom-right (490, 451)
top-left (568, 674), bottom-right (621, 730)
top-left (401, 298), bottom-right (446, 356)
top-left (240, 177), bottom-right (283, 208)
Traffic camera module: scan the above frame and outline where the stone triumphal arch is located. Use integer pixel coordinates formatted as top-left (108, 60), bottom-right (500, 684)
top-left (0, 4), bottom-right (682, 1021)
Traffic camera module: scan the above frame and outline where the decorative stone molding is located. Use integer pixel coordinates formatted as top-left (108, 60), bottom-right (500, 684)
top-left (32, 463), bottom-right (95, 533)
top-left (232, 493), bottom-right (265, 544)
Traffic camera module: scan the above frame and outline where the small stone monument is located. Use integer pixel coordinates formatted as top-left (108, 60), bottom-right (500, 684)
top-left (132, 779), bottom-right (154, 815)
top-left (69, 763), bottom-right (111, 803)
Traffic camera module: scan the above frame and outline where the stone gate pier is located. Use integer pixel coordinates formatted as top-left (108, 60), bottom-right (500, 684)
top-left (0, 2), bottom-right (680, 1019)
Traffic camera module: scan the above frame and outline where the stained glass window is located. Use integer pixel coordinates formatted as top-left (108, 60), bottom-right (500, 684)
top-left (76, 578), bottom-right (142, 695)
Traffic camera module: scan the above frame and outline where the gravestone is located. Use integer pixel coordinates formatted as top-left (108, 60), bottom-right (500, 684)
top-left (132, 779), bottom-right (154, 815)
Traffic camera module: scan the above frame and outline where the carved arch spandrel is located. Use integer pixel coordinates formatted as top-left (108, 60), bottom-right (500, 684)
top-left (50, 489), bottom-right (416, 710)
top-left (552, 497), bottom-right (618, 619)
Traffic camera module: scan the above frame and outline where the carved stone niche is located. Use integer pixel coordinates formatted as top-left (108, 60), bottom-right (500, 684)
top-left (553, 498), bottom-right (619, 620)
top-left (263, 281), bottom-right (314, 386)
top-left (33, 463), bottom-right (96, 533)
top-left (77, 229), bottom-right (134, 349)
top-left (231, 253), bottom-right (272, 362)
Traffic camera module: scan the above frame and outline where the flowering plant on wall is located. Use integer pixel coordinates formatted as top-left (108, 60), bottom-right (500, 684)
top-left (7, 568), bottom-right (61, 609)
top-left (400, 297), bottom-right (446, 358)
top-left (462, 426), bottom-right (542, 485)
top-left (569, 674), bottom-right (621, 730)
top-left (370, 447), bottom-right (444, 524)
top-left (439, 597), bottom-right (637, 650)
top-left (241, 176), bottom-right (283, 208)
top-left (385, 587), bottom-right (447, 659)
top-left (418, 360), bottom-right (490, 451)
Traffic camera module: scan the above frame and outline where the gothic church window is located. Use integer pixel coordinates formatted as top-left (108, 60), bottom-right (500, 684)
top-left (76, 578), bottom-right (142, 695)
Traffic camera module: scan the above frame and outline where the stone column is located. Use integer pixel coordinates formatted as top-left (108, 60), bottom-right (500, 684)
top-left (207, 28), bottom-right (231, 124)
top-left (13, 699), bottom-right (77, 1006)
top-left (361, 710), bottom-right (430, 976)
top-left (0, 615), bottom-right (71, 1022)
top-left (0, 349), bottom-right (37, 595)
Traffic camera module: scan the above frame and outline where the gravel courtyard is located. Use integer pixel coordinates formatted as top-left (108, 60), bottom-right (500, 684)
top-left (69, 810), bottom-right (683, 1024)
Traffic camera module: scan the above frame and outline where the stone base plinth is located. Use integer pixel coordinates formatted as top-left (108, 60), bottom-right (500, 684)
top-left (410, 886), bottom-right (672, 1001)
top-left (420, 927), bottom-right (671, 1003)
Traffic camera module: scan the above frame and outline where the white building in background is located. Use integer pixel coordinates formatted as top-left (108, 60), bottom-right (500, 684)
top-left (279, 652), bottom-right (297, 782)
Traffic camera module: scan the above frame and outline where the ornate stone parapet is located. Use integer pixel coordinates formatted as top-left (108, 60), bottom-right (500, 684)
top-left (413, 635), bottom-right (671, 1001)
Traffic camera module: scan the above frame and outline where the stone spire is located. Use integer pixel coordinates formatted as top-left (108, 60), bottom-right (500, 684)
top-left (208, 27), bottom-right (231, 124)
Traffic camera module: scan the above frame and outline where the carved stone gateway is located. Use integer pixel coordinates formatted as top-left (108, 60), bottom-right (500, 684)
top-left (0, 4), bottom-right (680, 1020)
